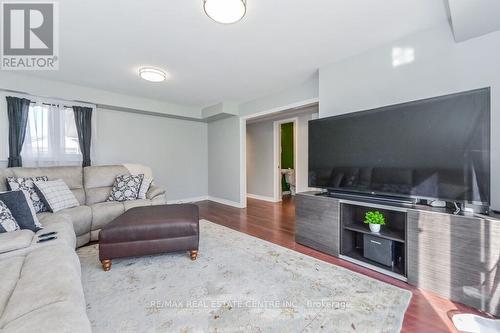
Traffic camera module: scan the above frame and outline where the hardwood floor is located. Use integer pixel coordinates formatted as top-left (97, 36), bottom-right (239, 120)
top-left (196, 196), bottom-right (493, 333)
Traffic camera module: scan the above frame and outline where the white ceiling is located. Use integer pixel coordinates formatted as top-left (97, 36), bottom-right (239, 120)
top-left (448, 0), bottom-right (500, 42)
top-left (25, 0), bottom-right (449, 108)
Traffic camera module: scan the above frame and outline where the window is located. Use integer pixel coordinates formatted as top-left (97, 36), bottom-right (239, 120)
top-left (23, 103), bottom-right (82, 166)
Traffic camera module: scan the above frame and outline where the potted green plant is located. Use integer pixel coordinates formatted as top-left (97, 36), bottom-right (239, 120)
top-left (364, 211), bottom-right (385, 233)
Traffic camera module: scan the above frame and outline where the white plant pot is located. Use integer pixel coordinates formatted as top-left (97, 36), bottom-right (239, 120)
top-left (369, 224), bottom-right (381, 233)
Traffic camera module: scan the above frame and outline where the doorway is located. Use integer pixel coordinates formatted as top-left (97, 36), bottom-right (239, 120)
top-left (274, 118), bottom-right (298, 200)
top-left (244, 102), bottom-right (318, 204)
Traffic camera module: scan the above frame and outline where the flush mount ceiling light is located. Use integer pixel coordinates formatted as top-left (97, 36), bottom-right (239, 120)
top-left (139, 67), bottom-right (167, 82)
top-left (203, 0), bottom-right (246, 24)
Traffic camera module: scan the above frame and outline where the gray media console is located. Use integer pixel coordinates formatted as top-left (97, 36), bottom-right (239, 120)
top-left (295, 191), bottom-right (500, 316)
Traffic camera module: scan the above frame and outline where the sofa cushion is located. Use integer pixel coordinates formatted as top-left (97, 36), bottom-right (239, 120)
top-left (0, 230), bottom-right (33, 254)
top-left (0, 257), bottom-right (24, 318)
top-left (83, 165), bottom-right (129, 205)
top-left (0, 168), bottom-right (14, 192)
top-left (35, 214), bottom-right (77, 249)
top-left (0, 191), bottom-right (42, 232)
top-left (58, 206), bottom-right (92, 236)
top-left (146, 185), bottom-right (166, 199)
top-left (39, 205), bottom-right (91, 238)
top-left (34, 179), bottom-right (80, 212)
top-left (76, 233), bottom-right (90, 248)
top-left (90, 201), bottom-right (124, 231)
top-left (0, 244), bottom-right (86, 327)
top-left (83, 165), bottom-right (129, 189)
top-left (123, 199), bottom-right (151, 211)
top-left (123, 163), bottom-right (153, 178)
top-left (151, 194), bottom-right (167, 206)
top-left (2, 301), bottom-right (92, 333)
top-left (9, 166), bottom-right (85, 205)
top-left (0, 221), bottom-right (76, 259)
top-left (37, 211), bottom-right (71, 226)
top-left (85, 187), bottom-right (112, 206)
top-left (7, 176), bottom-right (49, 213)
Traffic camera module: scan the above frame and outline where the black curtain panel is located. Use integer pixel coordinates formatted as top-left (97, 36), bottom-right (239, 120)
top-left (6, 96), bottom-right (31, 167)
top-left (72, 106), bottom-right (93, 167)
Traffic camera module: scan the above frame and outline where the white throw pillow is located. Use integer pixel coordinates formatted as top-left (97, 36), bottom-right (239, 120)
top-left (138, 176), bottom-right (153, 199)
top-left (34, 179), bottom-right (80, 213)
top-left (0, 200), bottom-right (20, 233)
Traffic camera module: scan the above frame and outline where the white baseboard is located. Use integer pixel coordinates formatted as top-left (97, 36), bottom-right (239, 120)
top-left (207, 196), bottom-right (245, 208)
top-left (167, 195), bottom-right (245, 208)
top-left (167, 196), bottom-right (208, 204)
top-left (246, 193), bottom-right (278, 203)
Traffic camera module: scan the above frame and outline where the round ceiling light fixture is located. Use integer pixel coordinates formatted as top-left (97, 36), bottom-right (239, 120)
top-left (139, 67), bottom-right (167, 82)
top-left (203, 0), bottom-right (246, 24)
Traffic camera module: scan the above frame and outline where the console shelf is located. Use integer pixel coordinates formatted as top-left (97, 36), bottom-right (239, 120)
top-left (343, 224), bottom-right (405, 243)
top-left (340, 201), bottom-right (407, 280)
top-left (341, 248), bottom-right (405, 277)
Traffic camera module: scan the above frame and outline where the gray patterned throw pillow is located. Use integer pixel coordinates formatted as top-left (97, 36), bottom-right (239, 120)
top-left (7, 176), bottom-right (49, 213)
top-left (107, 174), bottom-right (144, 202)
top-left (0, 200), bottom-right (20, 233)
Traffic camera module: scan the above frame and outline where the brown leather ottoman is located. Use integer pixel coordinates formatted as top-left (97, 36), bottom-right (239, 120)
top-left (98, 204), bottom-right (199, 271)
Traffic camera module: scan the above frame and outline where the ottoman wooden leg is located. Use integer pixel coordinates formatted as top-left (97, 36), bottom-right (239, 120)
top-left (189, 250), bottom-right (198, 260)
top-left (101, 259), bottom-right (112, 271)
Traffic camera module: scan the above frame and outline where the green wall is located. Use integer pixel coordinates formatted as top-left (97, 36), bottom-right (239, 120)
top-left (281, 122), bottom-right (294, 191)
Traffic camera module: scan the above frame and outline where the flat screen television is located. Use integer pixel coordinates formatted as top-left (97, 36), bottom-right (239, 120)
top-left (309, 88), bottom-right (490, 205)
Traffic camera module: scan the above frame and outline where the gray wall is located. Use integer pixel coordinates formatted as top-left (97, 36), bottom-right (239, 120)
top-left (319, 23), bottom-right (500, 209)
top-left (208, 116), bottom-right (242, 205)
top-left (0, 74), bottom-right (208, 201)
top-left (94, 109), bottom-right (208, 201)
top-left (0, 106), bottom-right (208, 201)
top-left (246, 121), bottom-right (274, 198)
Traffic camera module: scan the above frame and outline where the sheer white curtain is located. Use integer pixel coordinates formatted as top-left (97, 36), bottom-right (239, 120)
top-left (22, 102), bottom-right (83, 167)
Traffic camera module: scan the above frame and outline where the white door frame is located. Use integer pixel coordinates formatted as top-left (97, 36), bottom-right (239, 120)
top-left (273, 117), bottom-right (298, 202)
top-left (240, 98), bottom-right (319, 207)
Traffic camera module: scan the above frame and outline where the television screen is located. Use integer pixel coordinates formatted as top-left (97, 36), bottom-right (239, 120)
top-left (309, 88), bottom-right (490, 205)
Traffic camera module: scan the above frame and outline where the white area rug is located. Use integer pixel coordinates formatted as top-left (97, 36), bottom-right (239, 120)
top-left (78, 220), bottom-right (411, 332)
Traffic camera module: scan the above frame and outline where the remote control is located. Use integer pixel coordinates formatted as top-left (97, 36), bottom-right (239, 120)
top-left (37, 236), bottom-right (57, 243)
top-left (38, 231), bottom-right (57, 238)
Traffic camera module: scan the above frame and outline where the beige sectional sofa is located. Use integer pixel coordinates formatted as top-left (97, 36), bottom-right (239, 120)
top-left (0, 164), bottom-right (166, 247)
top-left (0, 165), bottom-right (167, 332)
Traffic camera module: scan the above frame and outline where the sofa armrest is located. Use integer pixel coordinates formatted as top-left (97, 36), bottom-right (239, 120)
top-left (0, 230), bottom-right (34, 254)
top-left (146, 185), bottom-right (166, 200)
